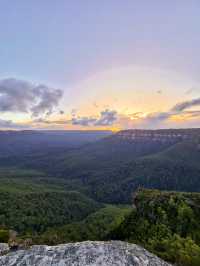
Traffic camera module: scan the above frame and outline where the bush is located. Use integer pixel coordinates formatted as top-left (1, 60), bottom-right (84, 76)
top-left (0, 229), bottom-right (9, 243)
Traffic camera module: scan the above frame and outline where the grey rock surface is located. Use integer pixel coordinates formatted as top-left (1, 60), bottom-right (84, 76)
top-left (0, 243), bottom-right (9, 256)
top-left (0, 241), bottom-right (171, 266)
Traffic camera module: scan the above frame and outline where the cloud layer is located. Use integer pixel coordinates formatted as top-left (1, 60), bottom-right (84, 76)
top-left (70, 98), bottom-right (200, 129)
top-left (0, 119), bottom-right (28, 129)
top-left (0, 78), bottom-right (63, 117)
top-left (0, 79), bottom-right (200, 130)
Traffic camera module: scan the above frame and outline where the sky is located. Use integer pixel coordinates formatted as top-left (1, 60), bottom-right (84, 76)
top-left (0, 0), bottom-right (200, 130)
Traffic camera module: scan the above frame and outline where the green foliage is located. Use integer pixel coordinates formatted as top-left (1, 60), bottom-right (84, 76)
top-left (152, 235), bottom-right (200, 266)
top-left (110, 189), bottom-right (200, 266)
top-left (37, 205), bottom-right (131, 244)
top-left (0, 191), bottom-right (101, 234)
top-left (34, 205), bottom-right (131, 245)
top-left (0, 229), bottom-right (9, 243)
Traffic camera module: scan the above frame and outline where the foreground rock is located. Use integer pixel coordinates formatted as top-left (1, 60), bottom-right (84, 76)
top-left (0, 241), bottom-right (171, 266)
top-left (0, 243), bottom-right (9, 256)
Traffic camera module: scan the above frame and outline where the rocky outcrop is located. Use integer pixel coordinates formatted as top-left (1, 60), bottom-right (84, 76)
top-left (0, 241), bottom-right (171, 266)
top-left (0, 243), bottom-right (9, 256)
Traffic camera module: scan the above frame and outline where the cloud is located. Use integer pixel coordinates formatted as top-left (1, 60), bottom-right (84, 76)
top-left (71, 109), bottom-right (78, 117)
top-left (0, 119), bottom-right (28, 129)
top-left (72, 117), bottom-right (97, 126)
top-left (171, 98), bottom-right (200, 113)
top-left (0, 78), bottom-right (63, 117)
top-left (144, 112), bottom-right (171, 122)
top-left (32, 97), bottom-right (200, 129)
top-left (184, 110), bottom-right (200, 118)
top-left (33, 118), bottom-right (68, 125)
top-left (143, 97), bottom-right (200, 124)
top-left (71, 109), bottom-right (118, 127)
top-left (185, 88), bottom-right (200, 95)
top-left (94, 109), bottom-right (117, 126)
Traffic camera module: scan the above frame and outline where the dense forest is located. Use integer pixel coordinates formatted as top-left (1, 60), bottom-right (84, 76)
top-left (1, 130), bottom-right (200, 205)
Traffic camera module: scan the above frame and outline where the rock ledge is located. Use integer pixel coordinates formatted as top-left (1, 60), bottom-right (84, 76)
top-left (0, 241), bottom-right (171, 266)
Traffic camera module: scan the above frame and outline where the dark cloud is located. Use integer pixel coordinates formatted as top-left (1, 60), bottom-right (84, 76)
top-left (71, 109), bottom-right (118, 127)
top-left (146, 97), bottom-right (200, 123)
top-left (0, 78), bottom-right (63, 117)
top-left (171, 98), bottom-right (200, 112)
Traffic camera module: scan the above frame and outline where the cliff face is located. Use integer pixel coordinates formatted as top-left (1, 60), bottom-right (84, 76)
top-left (116, 129), bottom-right (200, 143)
top-left (0, 241), bottom-right (171, 266)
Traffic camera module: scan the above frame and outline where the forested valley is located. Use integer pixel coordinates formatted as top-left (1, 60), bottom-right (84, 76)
top-left (0, 129), bottom-right (200, 265)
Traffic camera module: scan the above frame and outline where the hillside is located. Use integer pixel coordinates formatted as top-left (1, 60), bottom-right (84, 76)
top-left (1, 129), bottom-right (200, 204)
top-left (58, 138), bottom-right (200, 204)
top-left (109, 140), bottom-right (200, 202)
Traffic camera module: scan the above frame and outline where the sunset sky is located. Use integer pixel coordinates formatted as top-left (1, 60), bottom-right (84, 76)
top-left (1, 1), bottom-right (200, 130)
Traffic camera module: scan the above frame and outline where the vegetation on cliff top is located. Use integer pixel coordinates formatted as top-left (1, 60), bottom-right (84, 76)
top-left (110, 189), bottom-right (200, 266)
